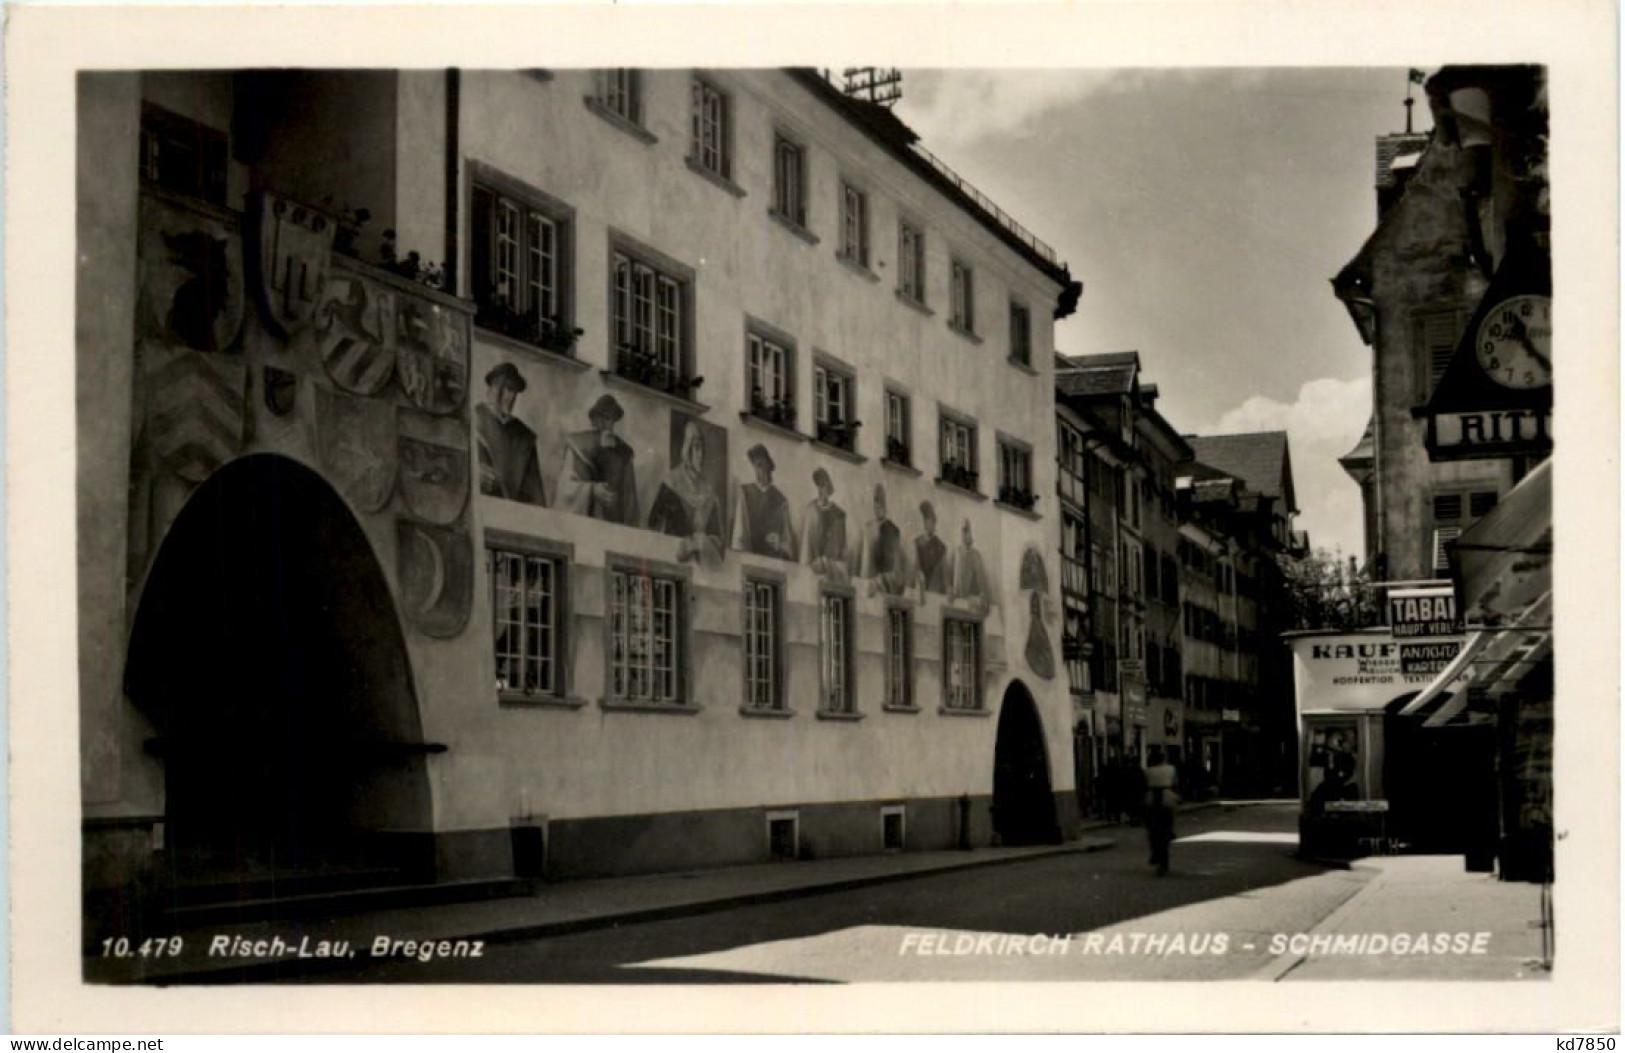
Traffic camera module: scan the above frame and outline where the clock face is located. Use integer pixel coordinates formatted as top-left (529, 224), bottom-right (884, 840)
top-left (1475, 294), bottom-right (1552, 389)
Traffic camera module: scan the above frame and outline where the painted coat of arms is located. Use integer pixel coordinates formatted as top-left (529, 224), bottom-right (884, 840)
top-left (396, 518), bottom-right (473, 638)
top-left (316, 273), bottom-right (398, 396)
top-left (253, 190), bottom-right (334, 339)
top-left (315, 385), bottom-right (397, 514)
top-left (137, 194), bottom-right (246, 354)
top-left (396, 299), bottom-right (468, 416)
top-left (397, 407), bottom-right (470, 525)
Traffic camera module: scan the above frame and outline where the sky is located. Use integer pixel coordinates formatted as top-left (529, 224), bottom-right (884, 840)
top-left (895, 68), bottom-right (1433, 560)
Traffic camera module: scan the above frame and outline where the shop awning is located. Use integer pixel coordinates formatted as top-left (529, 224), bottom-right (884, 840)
top-left (1454, 459), bottom-right (1552, 627)
top-left (1398, 590), bottom-right (1551, 724)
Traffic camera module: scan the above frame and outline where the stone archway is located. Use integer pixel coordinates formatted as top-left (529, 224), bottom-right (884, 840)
top-left (992, 680), bottom-right (1060, 846)
top-left (124, 454), bottom-right (433, 896)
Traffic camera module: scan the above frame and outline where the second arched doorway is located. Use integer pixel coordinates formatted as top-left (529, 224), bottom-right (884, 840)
top-left (992, 681), bottom-right (1061, 845)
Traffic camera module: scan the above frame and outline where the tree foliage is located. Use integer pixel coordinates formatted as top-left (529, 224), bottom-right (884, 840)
top-left (1278, 548), bottom-right (1382, 631)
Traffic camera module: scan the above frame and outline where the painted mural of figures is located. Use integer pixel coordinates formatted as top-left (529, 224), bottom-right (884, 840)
top-left (1019, 546), bottom-right (1057, 680)
top-left (950, 518), bottom-right (992, 614)
top-left (733, 444), bottom-right (796, 560)
top-left (557, 394), bottom-right (640, 525)
top-left (800, 467), bottom-right (852, 583)
top-left (913, 500), bottom-right (950, 595)
top-left (648, 416), bottom-right (726, 566)
top-left (476, 362), bottom-right (547, 506)
top-left (860, 483), bottom-right (908, 596)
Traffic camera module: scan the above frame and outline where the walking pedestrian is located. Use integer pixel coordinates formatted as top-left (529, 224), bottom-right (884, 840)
top-left (1144, 747), bottom-right (1180, 876)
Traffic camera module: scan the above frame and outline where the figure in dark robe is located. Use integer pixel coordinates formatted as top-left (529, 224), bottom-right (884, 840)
top-left (801, 467), bottom-right (851, 583)
top-left (1019, 546), bottom-right (1056, 680)
top-left (476, 362), bottom-right (547, 506)
top-left (557, 393), bottom-right (639, 524)
top-left (913, 500), bottom-right (949, 595)
top-left (860, 483), bottom-right (907, 596)
top-left (733, 443), bottom-right (796, 560)
top-left (647, 419), bottom-right (725, 565)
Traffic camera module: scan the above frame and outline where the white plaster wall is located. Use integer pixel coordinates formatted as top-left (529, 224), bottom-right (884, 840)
top-left (411, 69), bottom-right (1072, 831)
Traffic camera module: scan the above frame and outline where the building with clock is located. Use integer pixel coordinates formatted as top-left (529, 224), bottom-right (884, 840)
top-left (1329, 65), bottom-right (1551, 878)
top-left (76, 67), bottom-right (1085, 931)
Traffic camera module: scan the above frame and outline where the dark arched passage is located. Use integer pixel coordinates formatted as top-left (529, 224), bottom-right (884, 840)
top-left (992, 681), bottom-right (1060, 846)
top-left (125, 454), bottom-right (432, 893)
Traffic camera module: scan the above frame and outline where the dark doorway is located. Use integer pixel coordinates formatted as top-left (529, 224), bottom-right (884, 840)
top-left (992, 682), bottom-right (1060, 845)
top-left (125, 455), bottom-right (433, 897)
top-left (1385, 709), bottom-right (1498, 862)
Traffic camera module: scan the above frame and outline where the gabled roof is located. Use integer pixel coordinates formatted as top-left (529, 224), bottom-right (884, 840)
top-left (1185, 431), bottom-right (1298, 514)
top-left (1055, 351), bottom-right (1140, 398)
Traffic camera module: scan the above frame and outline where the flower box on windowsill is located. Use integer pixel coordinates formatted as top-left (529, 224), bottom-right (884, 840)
top-left (936, 463), bottom-right (985, 500)
top-left (739, 705), bottom-right (796, 719)
top-left (605, 348), bottom-right (707, 409)
top-left (475, 298), bottom-right (584, 356)
top-left (598, 698), bottom-right (703, 715)
top-left (499, 691), bottom-right (590, 710)
top-left (739, 411), bottom-right (807, 443)
top-left (746, 394), bottom-right (798, 430)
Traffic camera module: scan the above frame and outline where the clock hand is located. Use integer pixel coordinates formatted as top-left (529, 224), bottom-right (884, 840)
top-left (1508, 314), bottom-right (1552, 372)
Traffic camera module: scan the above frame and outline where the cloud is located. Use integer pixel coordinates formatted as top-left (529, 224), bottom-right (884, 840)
top-left (896, 68), bottom-right (1272, 149)
top-left (1201, 375), bottom-right (1372, 560)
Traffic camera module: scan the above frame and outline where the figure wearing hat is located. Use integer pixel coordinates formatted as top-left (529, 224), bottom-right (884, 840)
top-left (859, 482), bottom-right (908, 596)
top-left (733, 443), bottom-right (796, 560)
top-left (476, 362), bottom-right (547, 506)
top-left (800, 467), bottom-right (852, 582)
top-left (557, 393), bottom-right (640, 525)
top-left (913, 500), bottom-right (949, 595)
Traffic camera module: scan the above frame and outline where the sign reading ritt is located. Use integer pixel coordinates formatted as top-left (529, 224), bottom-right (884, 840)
top-left (1388, 585), bottom-right (1465, 676)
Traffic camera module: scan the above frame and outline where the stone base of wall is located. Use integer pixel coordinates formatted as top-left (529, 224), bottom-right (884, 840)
top-left (83, 789), bottom-right (1082, 926)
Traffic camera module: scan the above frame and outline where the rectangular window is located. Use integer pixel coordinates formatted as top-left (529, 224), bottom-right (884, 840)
top-left (472, 183), bottom-right (571, 348)
top-left (820, 593), bottom-right (854, 714)
top-left (1433, 493), bottom-right (1464, 521)
top-left (1414, 309), bottom-right (1464, 400)
top-left (489, 546), bottom-right (564, 697)
top-left (690, 76), bottom-right (731, 179)
top-left (772, 133), bottom-right (807, 227)
top-left (1009, 301), bottom-right (1032, 365)
top-left (743, 579), bottom-right (782, 710)
top-left (944, 618), bottom-right (983, 710)
top-left (998, 440), bottom-right (1035, 510)
top-left (884, 389), bottom-right (911, 465)
top-left (746, 330), bottom-right (793, 419)
top-left (612, 247), bottom-right (690, 389)
top-left (898, 221), bottom-right (926, 303)
top-left (939, 414), bottom-right (978, 491)
top-left (139, 102), bottom-right (228, 206)
top-left (840, 182), bottom-right (869, 266)
top-left (608, 566), bottom-right (683, 704)
top-left (885, 606), bottom-right (913, 709)
top-left (1432, 527), bottom-right (1463, 574)
top-left (813, 362), bottom-right (857, 450)
top-left (950, 259), bottom-right (976, 332)
top-left (592, 69), bottom-right (642, 125)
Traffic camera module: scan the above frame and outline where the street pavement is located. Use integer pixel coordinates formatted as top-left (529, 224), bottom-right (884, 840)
top-left (296, 801), bottom-right (1517, 984)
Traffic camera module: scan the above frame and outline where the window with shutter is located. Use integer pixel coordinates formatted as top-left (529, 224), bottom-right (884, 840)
top-left (1432, 494), bottom-right (1464, 521)
top-left (1432, 527), bottom-right (1463, 573)
top-left (1414, 309), bottom-right (1463, 400)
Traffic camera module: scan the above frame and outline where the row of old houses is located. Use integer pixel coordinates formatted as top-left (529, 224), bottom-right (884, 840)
top-left (1054, 354), bottom-right (1304, 813)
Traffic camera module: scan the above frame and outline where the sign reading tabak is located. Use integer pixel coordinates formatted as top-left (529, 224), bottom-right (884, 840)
top-left (1388, 586), bottom-right (1464, 676)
